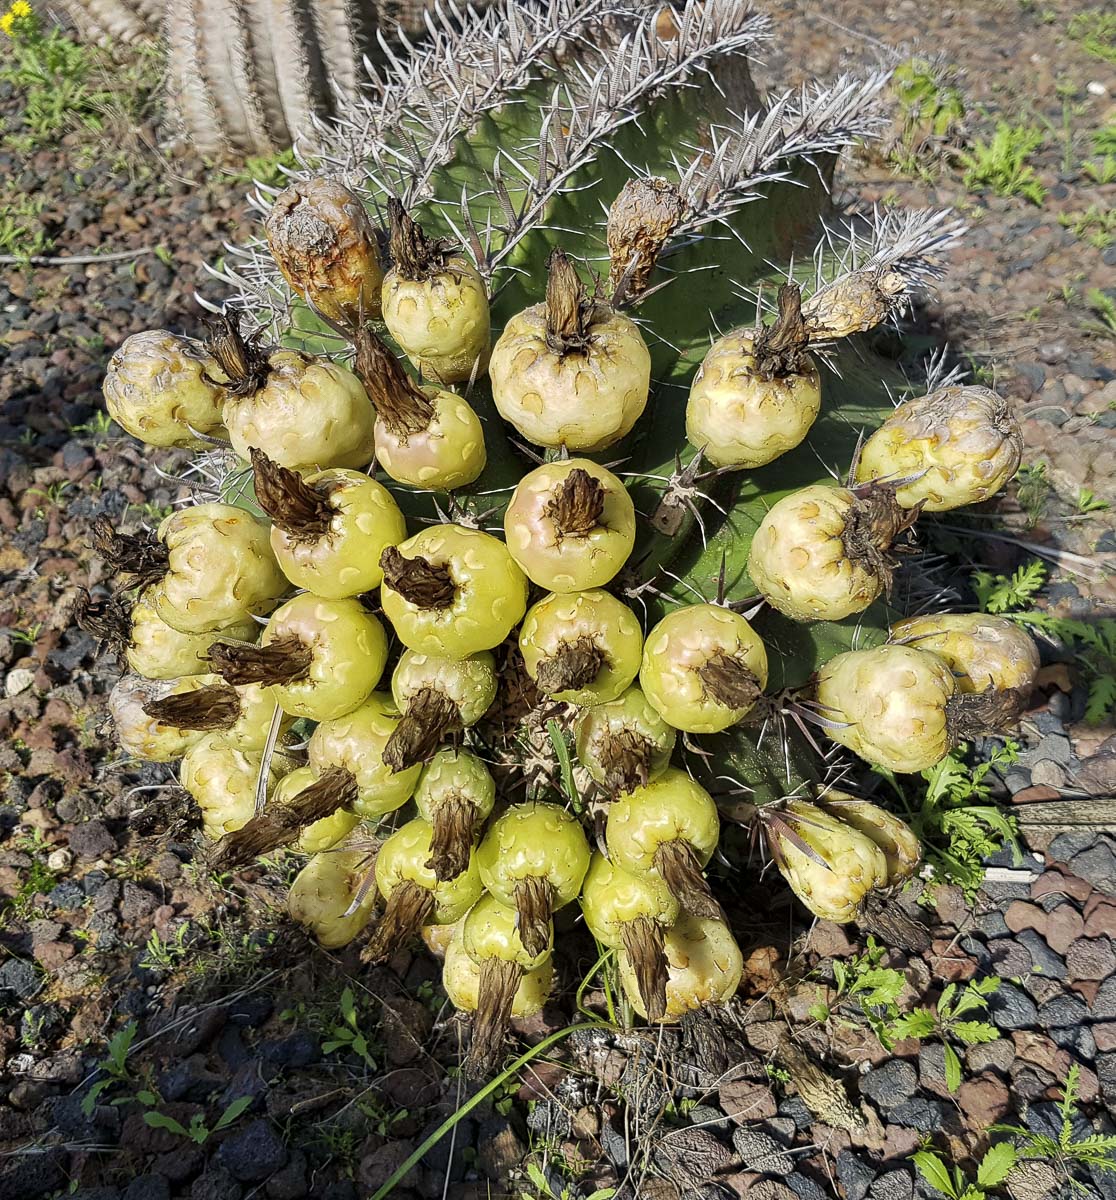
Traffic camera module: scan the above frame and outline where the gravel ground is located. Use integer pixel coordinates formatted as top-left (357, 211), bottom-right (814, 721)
top-left (1, 4), bottom-right (1115, 1200)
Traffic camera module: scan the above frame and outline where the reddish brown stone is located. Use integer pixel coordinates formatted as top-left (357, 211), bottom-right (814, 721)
top-left (1031, 868), bottom-right (1092, 904)
top-left (957, 1074), bottom-right (1012, 1125)
top-left (1012, 785), bottom-right (1060, 804)
top-left (1043, 905), bottom-right (1085, 955)
top-left (1004, 900), bottom-right (1045, 936)
top-left (1093, 1023), bottom-right (1116, 1053)
top-left (807, 921), bottom-right (856, 958)
top-left (1084, 897), bottom-right (1116, 938)
top-left (32, 940), bottom-right (75, 970)
top-left (718, 1077), bottom-right (778, 1123)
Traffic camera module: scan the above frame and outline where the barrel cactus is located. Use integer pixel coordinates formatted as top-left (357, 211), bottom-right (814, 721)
top-left (85, 0), bottom-right (1032, 1074)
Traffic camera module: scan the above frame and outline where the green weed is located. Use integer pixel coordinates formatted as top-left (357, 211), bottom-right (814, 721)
top-left (321, 986), bottom-right (379, 1071)
top-left (993, 1063), bottom-right (1116, 1183)
top-left (1059, 205), bottom-right (1116, 250)
top-left (1068, 11), bottom-right (1116, 64)
top-left (890, 977), bottom-right (1002, 1092)
top-left (913, 1142), bottom-right (1017, 1200)
top-left (1085, 288), bottom-right (1116, 337)
top-left (957, 122), bottom-right (1046, 204)
top-left (807, 935), bottom-right (906, 1046)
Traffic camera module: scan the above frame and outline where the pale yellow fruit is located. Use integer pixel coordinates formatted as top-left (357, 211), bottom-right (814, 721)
top-left (152, 503), bottom-right (287, 634)
top-left (855, 385), bottom-right (1023, 512)
top-left (223, 351), bottom-right (376, 471)
top-left (580, 853), bottom-right (679, 949)
top-left (375, 818), bottom-right (483, 925)
top-left (288, 849), bottom-right (377, 949)
top-left (103, 330), bottom-right (225, 449)
top-left (686, 330), bottom-right (821, 468)
top-left (815, 644), bottom-right (957, 773)
top-left (126, 595), bottom-right (257, 680)
top-left (815, 793), bottom-right (922, 887)
top-left (179, 734), bottom-right (291, 840)
top-left (489, 303), bottom-right (650, 451)
top-left (747, 485), bottom-right (888, 622)
top-left (605, 768), bottom-right (720, 874)
top-left (768, 799), bottom-right (890, 923)
top-left (382, 256), bottom-right (491, 384)
top-left (619, 913), bottom-right (742, 1022)
top-left (308, 693), bottom-right (422, 819)
top-left (889, 612), bottom-right (1039, 697)
top-left (374, 387), bottom-right (486, 490)
top-left (640, 604), bottom-right (767, 733)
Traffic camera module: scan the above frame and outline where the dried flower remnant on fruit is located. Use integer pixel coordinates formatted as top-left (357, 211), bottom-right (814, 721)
top-left (354, 328), bottom-right (435, 438)
top-left (749, 283), bottom-right (812, 380)
top-left (143, 683), bottom-right (241, 732)
top-left (469, 957), bottom-right (523, 1077)
top-left (208, 633), bottom-right (313, 687)
top-left (696, 650), bottom-right (762, 711)
top-left (621, 917), bottom-right (669, 1021)
top-left (388, 197), bottom-right (455, 281)
top-left (265, 178), bottom-right (384, 328)
top-left (211, 764), bottom-right (359, 868)
top-left (534, 636), bottom-right (607, 694)
top-left (608, 176), bottom-right (684, 303)
top-left (545, 248), bottom-right (596, 353)
top-left (73, 588), bottom-right (131, 663)
top-left (379, 546), bottom-right (456, 610)
top-left (250, 447), bottom-right (333, 541)
top-left (203, 313), bottom-right (271, 398)
top-left (383, 687), bottom-right (462, 773)
top-left (545, 468), bottom-right (606, 538)
top-left (802, 269), bottom-right (907, 341)
top-left (596, 727), bottom-right (658, 796)
top-left (364, 880), bottom-right (434, 963)
top-left (92, 517), bottom-right (169, 592)
top-left (840, 483), bottom-right (921, 595)
top-left (514, 875), bottom-right (556, 959)
top-left (653, 839), bottom-right (721, 921)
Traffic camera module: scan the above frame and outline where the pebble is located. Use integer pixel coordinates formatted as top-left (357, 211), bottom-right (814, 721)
top-left (836, 1151), bottom-right (877, 1200)
top-left (123, 1177), bottom-right (171, 1200)
top-left (732, 1127), bottom-right (795, 1176)
top-left (859, 1060), bottom-right (918, 1110)
top-left (786, 1173), bottom-right (829, 1200)
top-left (887, 1098), bottom-right (945, 1133)
top-left (216, 1118), bottom-right (288, 1183)
top-left (1038, 993), bottom-right (1088, 1029)
top-left (867, 1172), bottom-right (914, 1200)
top-left (4, 668), bottom-right (35, 697)
top-left (989, 982), bottom-right (1039, 1031)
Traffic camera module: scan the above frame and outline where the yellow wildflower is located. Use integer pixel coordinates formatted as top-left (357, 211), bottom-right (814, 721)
top-left (0, 13), bottom-right (14, 35)
top-left (11, 1), bottom-right (32, 16)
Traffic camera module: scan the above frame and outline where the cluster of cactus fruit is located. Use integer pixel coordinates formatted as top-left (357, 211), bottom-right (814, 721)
top-left (77, 0), bottom-right (1040, 1076)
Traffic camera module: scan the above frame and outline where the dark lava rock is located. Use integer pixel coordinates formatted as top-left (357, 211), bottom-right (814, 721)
top-left (216, 1118), bottom-right (288, 1183)
top-left (264, 1149), bottom-right (308, 1200)
top-left (47, 879), bottom-right (86, 911)
top-left (868, 1172), bottom-right (914, 1200)
top-left (1015, 930), bottom-right (1067, 979)
top-left (837, 1151), bottom-right (877, 1200)
top-left (68, 819), bottom-right (117, 859)
top-left (859, 1060), bottom-right (918, 1111)
top-left (190, 1168), bottom-right (243, 1200)
top-left (786, 1173), bottom-right (829, 1200)
top-left (732, 1127), bottom-right (794, 1175)
top-left (0, 1151), bottom-right (66, 1200)
top-left (988, 982), bottom-right (1039, 1030)
top-left (259, 1030), bottom-right (320, 1071)
top-left (1037, 993), bottom-right (1088, 1028)
top-left (0, 958), bottom-right (41, 1000)
top-left (123, 1177), bottom-right (171, 1200)
top-left (888, 1098), bottom-right (946, 1133)
top-left (1069, 838), bottom-right (1116, 895)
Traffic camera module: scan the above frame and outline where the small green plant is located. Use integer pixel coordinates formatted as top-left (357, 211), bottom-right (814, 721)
top-left (8, 622), bottom-right (42, 647)
top-left (1059, 206), bottom-right (1116, 250)
top-left (143, 1097), bottom-right (254, 1144)
top-left (1009, 462), bottom-right (1052, 529)
top-left (1083, 156), bottom-right (1116, 184)
top-left (1076, 487), bottom-right (1110, 514)
top-left (82, 1022), bottom-right (138, 1114)
top-left (973, 559), bottom-right (1048, 613)
top-left (891, 978), bottom-right (1002, 1092)
top-left (226, 147), bottom-right (300, 189)
top-left (0, 194), bottom-right (50, 261)
top-left (993, 1064), bottom-right (1116, 1186)
top-left (139, 923), bottom-right (192, 971)
top-left (808, 935), bottom-right (906, 1046)
top-left (69, 410), bottom-right (115, 440)
top-left (1009, 611), bottom-right (1116, 725)
top-left (25, 479), bottom-right (71, 517)
top-left (897, 742), bottom-right (1021, 900)
top-left (1068, 10), bottom-right (1116, 64)
top-left (913, 1141), bottom-right (1017, 1200)
top-left (321, 987), bottom-right (378, 1070)
top-left (957, 122), bottom-right (1046, 204)
top-left (887, 56), bottom-right (965, 176)
top-left (1085, 288), bottom-right (1116, 337)
top-left (520, 1162), bottom-right (615, 1200)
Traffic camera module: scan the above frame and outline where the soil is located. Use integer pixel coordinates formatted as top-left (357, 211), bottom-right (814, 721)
top-left (1, 5), bottom-right (1115, 1200)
